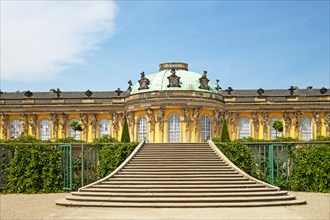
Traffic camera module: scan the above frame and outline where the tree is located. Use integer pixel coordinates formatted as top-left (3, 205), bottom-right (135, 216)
top-left (121, 119), bottom-right (130, 143)
top-left (69, 120), bottom-right (83, 140)
top-left (272, 120), bottom-right (283, 138)
top-left (220, 119), bottom-right (230, 142)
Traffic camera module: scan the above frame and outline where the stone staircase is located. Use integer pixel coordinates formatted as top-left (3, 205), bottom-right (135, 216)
top-left (55, 142), bottom-right (306, 207)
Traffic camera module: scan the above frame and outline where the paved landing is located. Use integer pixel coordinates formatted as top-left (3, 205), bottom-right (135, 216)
top-left (47, 207), bottom-right (305, 220)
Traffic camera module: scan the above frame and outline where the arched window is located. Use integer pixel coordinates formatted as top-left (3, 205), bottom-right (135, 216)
top-left (201, 115), bottom-right (211, 142)
top-left (168, 114), bottom-right (181, 143)
top-left (270, 116), bottom-right (282, 139)
top-left (301, 117), bottom-right (312, 140)
top-left (69, 119), bottom-right (81, 140)
top-left (39, 119), bottom-right (51, 140)
top-left (98, 118), bottom-right (110, 137)
top-left (238, 117), bottom-right (250, 138)
top-left (10, 119), bottom-right (20, 138)
top-left (137, 116), bottom-right (147, 142)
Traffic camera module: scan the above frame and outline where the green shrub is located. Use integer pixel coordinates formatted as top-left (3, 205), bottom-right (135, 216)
top-left (220, 120), bottom-right (230, 142)
top-left (290, 144), bottom-right (330, 192)
top-left (214, 142), bottom-right (260, 179)
top-left (6, 143), bottom-right (63, 193)
top-left (93, 135), bottom-right (117, 144)
top-left (312, 136), bottom-right (330, 141)
top-left (53, 137), bottom-right (85, 143)
top-left (4, 135), bottom-right (47, 143)
top-left (121, 119), bottom-right (130, 143)
top-left (97, 142), bottom-right (137, 178)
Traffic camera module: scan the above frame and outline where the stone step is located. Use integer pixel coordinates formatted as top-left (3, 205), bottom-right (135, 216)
top-left (130, 158), bottom-right (224, 162)
top-left (125, 163), bottom-right (228, 167)
top-left (123, 165), bottom-right (232, 169)
top-left (133, 156), bottom-right (221, 159)
top-left (114, 174), bottom-right (242, 178)
top-left (91, 183), bottom-right (266, 189)
top-left (110, 177), bottom-right (247, 181)
top-left (117, 170), bottom-right (239, 175)
top-left (65, 195), bottom-right (297, 203)
top-left (99, 180), bottom-right (255, 185)
top-left (55, 198), bottom-right (307, 207)
top-left (71, 191), bottom-right (288, 198)
top-left (128, 161), bottom-right (227, 164)
top-left (120, 167), bottom-right (234, 171)
top-left (80, 187), bottom-right (277, 193)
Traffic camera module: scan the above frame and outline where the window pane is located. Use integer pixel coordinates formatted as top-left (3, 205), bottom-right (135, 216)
top-left (39, 119), bottom-right (51, 140)
top-left (270, 117), bottom-right (282, 139)
top-left (201, 116), bottom-right (211, 142)
top-left (301, 117), bottom-right (312, 140)
top-left (137, 116), bottom-right (147, 142)
top-left (238, 118), bottom-right (250, 138)
top-left (69, 119), bottom-right (81, 140)
top-left (168, 115), bottom-right (181, 143)
top-left (98, 118), bottom-right (110, 137)
top-left (10, 120), bottom-right (20, 138)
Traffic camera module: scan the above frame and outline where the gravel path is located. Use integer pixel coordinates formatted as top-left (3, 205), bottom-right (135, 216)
top-left (0, 191), bottom-right (329, 220)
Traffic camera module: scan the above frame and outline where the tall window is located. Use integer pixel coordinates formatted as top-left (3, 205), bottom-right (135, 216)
top-left (301, 117), bottom-right (312, 140)
top-left (98, 118), bottom-right (110, 137)
top-left (10, 119), bottom-right (20, 138)
top-left (238, 117), bottom-right (250, 138)
top-left (137, 116), bottom-right (147, 142)
top-left (201, 115), bottom-right (211, 142)
top-left (69, 119), bottom-right (81, 140)
top-left (270, 116), bottom-right (282, 139)
top-left (168, 114), bottom-right (181, 143)
top-left (39, 119), bottom-right (51, 140)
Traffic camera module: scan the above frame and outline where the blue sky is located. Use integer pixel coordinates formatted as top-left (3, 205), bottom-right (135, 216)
top-left (1, 1), bottom-right (329, 92)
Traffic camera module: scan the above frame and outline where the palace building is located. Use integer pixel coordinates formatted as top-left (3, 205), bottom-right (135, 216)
top-left (0, 62), bottom-right (329, 142)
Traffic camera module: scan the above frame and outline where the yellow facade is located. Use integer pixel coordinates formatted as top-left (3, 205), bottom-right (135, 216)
top-left (0, 62), bottom-right (329, 142)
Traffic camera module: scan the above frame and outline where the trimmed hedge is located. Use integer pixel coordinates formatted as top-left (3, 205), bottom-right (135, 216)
top-left (290, 144), bottom-right (330, 192)
top-left (213, 142), bottom-right (260, 179)
top-left (6, 143), bottom-right (63, 193)
top-left (97, 142), bottom-right (138, 178)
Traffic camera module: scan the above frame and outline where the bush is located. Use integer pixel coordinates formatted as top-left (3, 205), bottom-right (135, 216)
top-left (220, 120), bottom-right (230, 142)
top-left (290, 144), bottom-right (330, 192)
top-left (6, 143), bottom-right (63, 193)
top-left (121, 119), bottom-right (130, 143)
top-left (53, 137), bottom-right (85, 143)
top-left (93, 135), bottom-right (117, 145)
top-left (97, 142), bottom-right (137, 178)
top-left (214, 142), bottom-right (260, 179)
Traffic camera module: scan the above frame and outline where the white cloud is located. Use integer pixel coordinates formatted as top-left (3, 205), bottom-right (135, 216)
top-left (1, 1), bottom-right (117, 82)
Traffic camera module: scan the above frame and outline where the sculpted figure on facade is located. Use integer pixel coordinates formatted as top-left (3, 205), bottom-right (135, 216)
top-left (60, 113), bottom-right (68, 138)
top-left (324, 112), bottom-right (330, 136)
top-left (29, 114), bottom-right (38, 137)
top-left (229, 112), bottom-right (239, 139)
top-left (112, 112), bottom-right (119, 138)
top-left (146, 108), bottom-right (155, 132)
top-left (1, 114), bottom-right (8, 139)
top-left (80, 113), bottom-right (88, 140)
top-left (193, 107), bottom-right (202, 133)
top-left (182, 107), bottom-right (191, 132)
top-left (252, 112), bottom-right (259, 138)
top-left (127, 111), bottom-right (135, 140)
top-left (282, 112), bottom-right (292, 137)
top-left (293, 111), bottom-right (303, 138)
top-left (89, 113), bottom-right (97, 139)
top-left (20, 114), bottom-right (28, 135)
top-left (157, 106), bottom-right (165, 132)
top-left (261, 112), bottom-right (269, 139)
top-left (50, 113), bottom-right (58, 139)
top-left (213, 109), bottom-right (223, 136)
top-left (313, 112), bottom-right (322, 137)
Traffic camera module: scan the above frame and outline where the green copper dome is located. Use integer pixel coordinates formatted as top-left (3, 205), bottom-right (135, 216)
top-left (130, 62), bottom-right (217, 95)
